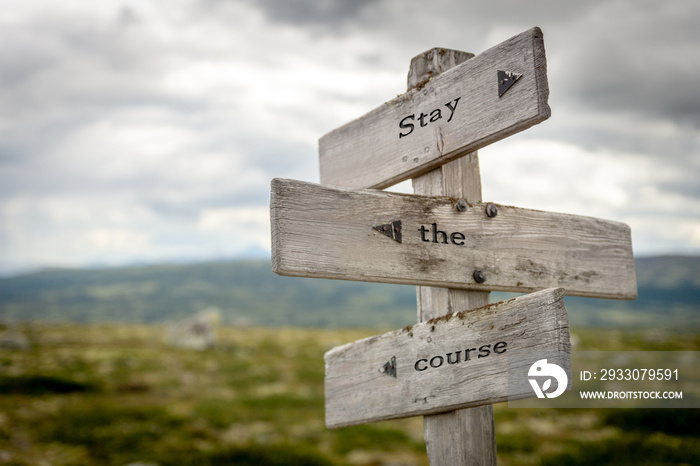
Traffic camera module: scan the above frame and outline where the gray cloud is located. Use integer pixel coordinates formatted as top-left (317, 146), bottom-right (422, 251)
top-left (241, 0), bottom-right (377, 27)
top-left (1, 0), bottom-right (699, 273)
top-left (556, 3), bottom-right (700, 129)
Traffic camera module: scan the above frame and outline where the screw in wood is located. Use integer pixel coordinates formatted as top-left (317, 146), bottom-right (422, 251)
top-left (473, 270), bottom-right (486, 283)
top-left (456, 198), bottom-right (468, 212)
top-left (485, 204), bottom-right (498, 218)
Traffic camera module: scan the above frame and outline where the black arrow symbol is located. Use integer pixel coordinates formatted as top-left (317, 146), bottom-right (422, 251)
top-left (372, 220), bottom-right (402, 243)
top-left (498, 70), bottom-right (522, 97)
top-left (380, 356), bottom-right (397, 378)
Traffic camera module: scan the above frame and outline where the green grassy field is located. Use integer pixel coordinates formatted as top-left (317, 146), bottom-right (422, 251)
top-left (0, 324), bottom-right (698, 465)
top-left (3, 257), bottom-right (699, 330)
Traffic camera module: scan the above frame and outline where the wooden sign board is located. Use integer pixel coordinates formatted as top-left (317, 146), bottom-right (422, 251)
top-left (319, 27), bottom-right (550, 190)
top-left (271, 178), bottom-right (637, 300)
top-left (325, 288), bottom-right (571, 428)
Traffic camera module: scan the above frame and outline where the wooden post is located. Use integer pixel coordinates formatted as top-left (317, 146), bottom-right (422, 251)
top-left (410, 49), bottom-right (497, 465)
top-left (272, 28), bottom-right (636, 464)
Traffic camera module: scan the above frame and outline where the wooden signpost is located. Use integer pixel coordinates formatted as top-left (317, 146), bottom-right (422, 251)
top-left (270, 26), bottom-right (637, 465)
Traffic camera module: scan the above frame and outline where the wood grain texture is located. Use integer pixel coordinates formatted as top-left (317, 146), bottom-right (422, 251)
top-left (407, 48), bottom-right (474, 90)
top-left (414, 155), bottom-right (496, 465)
top-left (319, 27), bottom-right (550, 190)
top-left (418, 286), bottom-right (496, 466)
top-left (423, 408), bottom-right (496, 466)
top-left (324, 288), bottom-right (571, 428)
top-left (270, 178), bottom-right (637, 300)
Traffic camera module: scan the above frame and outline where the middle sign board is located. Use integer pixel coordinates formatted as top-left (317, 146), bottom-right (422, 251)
top-left (271, 178), bottom-right (637, 300)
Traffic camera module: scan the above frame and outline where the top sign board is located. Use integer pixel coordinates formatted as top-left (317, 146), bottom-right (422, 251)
top-left (319, 27), bottom-right (550, 189)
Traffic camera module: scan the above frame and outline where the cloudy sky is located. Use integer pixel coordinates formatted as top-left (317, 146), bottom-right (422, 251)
top-left (1, 0), bottom-right (699, 275)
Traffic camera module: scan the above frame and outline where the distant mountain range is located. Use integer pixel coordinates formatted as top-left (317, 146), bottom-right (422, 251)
top-left (0, 256), bottom-right (698, 329)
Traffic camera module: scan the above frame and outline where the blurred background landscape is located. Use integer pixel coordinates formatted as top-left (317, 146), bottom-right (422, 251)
top-left (0, 256), bottom-right (699, 465)
top-left (1, 256), bottom-right (699, 330)
top-left (2, 0), bottom-right (700, 464)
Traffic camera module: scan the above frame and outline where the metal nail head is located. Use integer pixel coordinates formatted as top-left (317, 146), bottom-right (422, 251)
top-left (485, 204), bottom-right (498, 218)
top-left (473, 270), bottom-right (486, 283)
top-left (456, 199), bottom-right (468, 212)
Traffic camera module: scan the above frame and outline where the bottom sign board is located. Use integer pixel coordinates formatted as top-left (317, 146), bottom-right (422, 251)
top-left (324, 288), bottom-right (571, 428)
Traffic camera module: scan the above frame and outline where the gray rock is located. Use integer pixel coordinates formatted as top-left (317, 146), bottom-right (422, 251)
top-left (166, 307), bottom-right (220, 350)
top-left (0, 330), bottom-right (30, 350)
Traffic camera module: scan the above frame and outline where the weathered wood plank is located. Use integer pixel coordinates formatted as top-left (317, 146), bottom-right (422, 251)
top-left (324, 288), bottom-right (571, 428)
top-left (414, 155), bottom-right (496, 465)
top-left (406, 48), bottom-right (474, 91)
top-left (414, 154), bottom-right (486, 321)
top-left (410, 47), bottom-right (496, 463)
top-left (423, 407), bottom-right (496, 465)
top-left (270, 178), bottom-right (637, 300)
top-left (419, 285), bottom-right (496, 465)
top-left (319, 27), bottom-right (550, 190)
